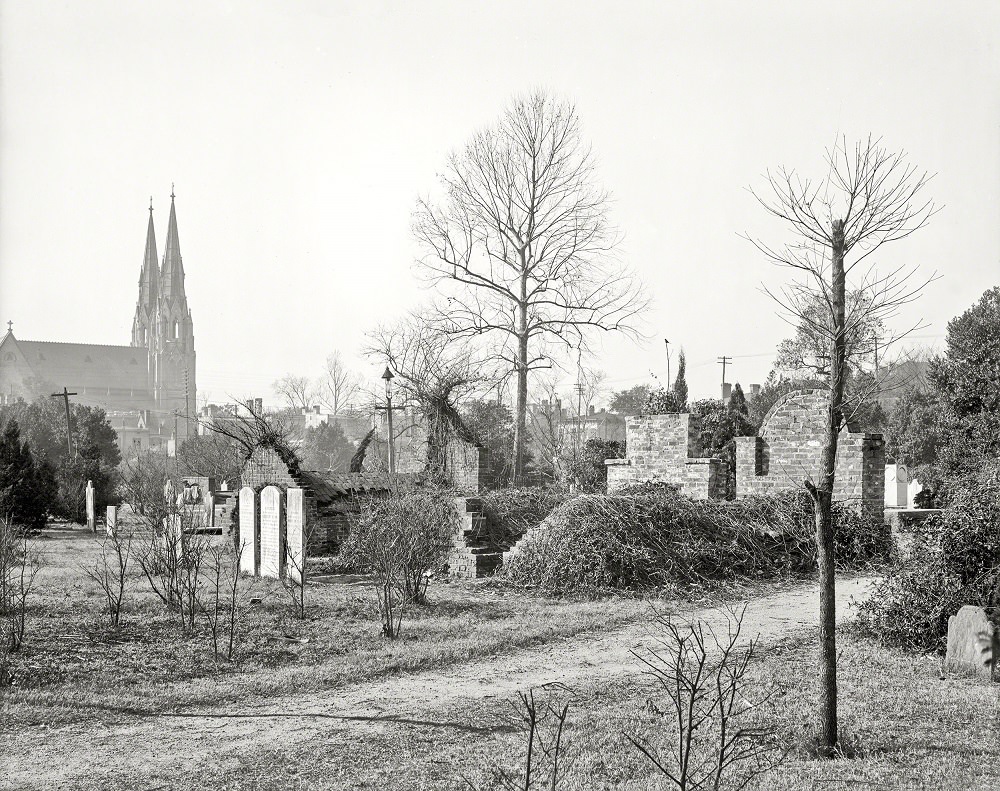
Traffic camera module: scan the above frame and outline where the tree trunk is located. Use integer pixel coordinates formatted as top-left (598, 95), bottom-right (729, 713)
top-left (812, 217), bottom-right (848, 754)
top-left (512, 324), bottom-right (529, 486)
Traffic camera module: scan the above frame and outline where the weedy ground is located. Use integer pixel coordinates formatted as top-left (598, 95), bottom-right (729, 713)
top-left (2, 525), bottom-right (997, 791)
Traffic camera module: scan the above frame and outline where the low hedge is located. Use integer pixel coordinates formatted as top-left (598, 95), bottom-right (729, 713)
top-left (500, 484), bottom-right (888, 594)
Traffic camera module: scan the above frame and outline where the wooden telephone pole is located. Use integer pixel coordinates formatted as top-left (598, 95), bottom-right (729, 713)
top-left (50, 387), bottom-right (77, 457)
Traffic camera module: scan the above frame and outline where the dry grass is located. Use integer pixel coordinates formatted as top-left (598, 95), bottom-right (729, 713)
top-left (152, 631), bottom-right (998, 791)
top-left (2, 524), bottom-right (649, 730)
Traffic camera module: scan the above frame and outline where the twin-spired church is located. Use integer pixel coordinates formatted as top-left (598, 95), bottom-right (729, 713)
top-left (0, 192), bottom-right (197, 453)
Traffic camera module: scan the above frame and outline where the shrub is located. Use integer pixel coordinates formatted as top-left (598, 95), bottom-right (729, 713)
top-left (341, 488), bottom-right (457, 637)
top-left (501, 485), bottom-right (887, 595)
top-left (854, 463), bottom-right (1000, 652)
top-left (479, 487), bottom-right (574, 549)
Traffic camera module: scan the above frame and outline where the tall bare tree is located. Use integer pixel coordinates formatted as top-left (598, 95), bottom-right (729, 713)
top-left (747, 135), bottom-right (936, 753)
top-left (413, 91), bottom-right (647, 482)
top-left (272, 374), bottom-right (315, 412)
top-left (316, 351), bottom-right (361, 415)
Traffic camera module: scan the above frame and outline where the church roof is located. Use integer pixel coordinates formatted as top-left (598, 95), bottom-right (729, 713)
top-left (2, 334), bottom-right (150, 393)
top-left (160, 191), bottom-right (185, 300)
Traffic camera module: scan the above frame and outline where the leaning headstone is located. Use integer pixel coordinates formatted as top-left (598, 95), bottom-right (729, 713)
top-left (238, 486), bottom-right (258, 576)
top-left (85, 480), bottom-right (96, 532)
top-left (259, 485), bottom-right (285, 580)
top-left (106, 505), bottom-right (117, 537)
top-left (945, 605), bottom-right (996, 680)
top-left (286, 488), bottom-right (306, 586)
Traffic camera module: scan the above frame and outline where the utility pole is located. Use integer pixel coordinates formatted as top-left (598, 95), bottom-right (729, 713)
top-left (50, 387), bottom-right (77, 457)
top-left (717, 356), bottom-right (732, 399)
top-left (664, 338), bottom-right (671, 388)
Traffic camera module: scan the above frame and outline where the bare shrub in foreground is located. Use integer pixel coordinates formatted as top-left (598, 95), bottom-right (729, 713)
top-left (83, 527), bottom-right (133, 629)
top-left (626, 605), bottom-right (784, 790)
top-left (0, 517), bottom-right (40, 654)
top-left (466, 686), bottom-right (574, 791)
top-left (201, 542), bottom-right (253, 661)
top-left (341, 489), bottom-right (457, 637)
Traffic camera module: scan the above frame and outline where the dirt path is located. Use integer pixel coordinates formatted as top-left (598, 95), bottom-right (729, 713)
top-left (2, 576), bottom-right (874, 790)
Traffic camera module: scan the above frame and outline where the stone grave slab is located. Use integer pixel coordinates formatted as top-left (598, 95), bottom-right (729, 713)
top-left (286, 488), bottom-right (305, 586)
top-left (259, 485), bottom-right (284, 579)
top-left (945, 605), bottom-right (996, 680)
top-left (238, 486), bottom-right (258, 576)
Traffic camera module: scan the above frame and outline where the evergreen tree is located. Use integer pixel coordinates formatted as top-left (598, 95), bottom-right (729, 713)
top-left (672, 349), bottom-right (688, 408)
top-left (0, 420), bottom-right (55, 530)
top-left (728, 382), bottom-right (749, 416)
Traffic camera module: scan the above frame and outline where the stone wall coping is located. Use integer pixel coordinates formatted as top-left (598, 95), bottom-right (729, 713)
top-left (605, 458), bottom-right (631, 466)
top-left (685, 457), bottom-right (722, 465)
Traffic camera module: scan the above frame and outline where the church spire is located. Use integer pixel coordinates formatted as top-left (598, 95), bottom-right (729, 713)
top-left (160, 186), bottom-right (185, 300)
top-left (138, 198), bottom-right (159, 308)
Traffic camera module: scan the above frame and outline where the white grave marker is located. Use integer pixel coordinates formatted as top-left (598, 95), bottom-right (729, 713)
top-left (85, 480), bottom-right (96, 532)
top-left (106, 505), bottom-right (117, 537)
top-left (286, 488), bottom-right (306, 586)
top-left (238, 486), bottom-right (258, 576)
top-left (259, 486), bottom-right (284, 579)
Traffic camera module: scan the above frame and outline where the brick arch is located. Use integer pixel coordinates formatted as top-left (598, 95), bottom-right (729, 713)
top-left (759, 388), bottom-right (860, 439)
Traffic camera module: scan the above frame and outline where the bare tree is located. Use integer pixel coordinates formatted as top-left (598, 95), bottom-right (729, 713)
top-left (413, 91), bottom-right (648, 482)
top-left (747, 134), bottom-right (936, 752)
top-left (272, 374), bottom-right (315, 411)
top-left (316, 351), bottom-right (361, 415)
top-left (366, 313), bottom-right (494, 480)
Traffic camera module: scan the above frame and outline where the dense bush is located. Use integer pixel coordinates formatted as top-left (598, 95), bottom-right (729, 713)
top-left (0, 420), bottom-right (56, 531)
top-left (500, 484), bottom-right (887, 594)
top-left (854, 463), bottom-right (1000, 652)
top-left (479, 487), bottom-right (574, 549)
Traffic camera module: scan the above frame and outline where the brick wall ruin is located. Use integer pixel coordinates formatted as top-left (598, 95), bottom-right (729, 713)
top-left (605, 413), bottom-right (727, 499)
top-left (735, 389), bottom-right (884, 515)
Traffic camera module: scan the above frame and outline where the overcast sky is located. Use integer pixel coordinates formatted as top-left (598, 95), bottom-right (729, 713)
top-left (1, 1), bottom-right (997, 408)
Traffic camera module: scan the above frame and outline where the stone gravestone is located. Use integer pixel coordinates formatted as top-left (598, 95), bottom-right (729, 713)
top-left (258, 485), bottom-right (285, 580)
top-left (884, 464), bottom-right (909, 508)
top-left (85, 480), bottom-right (96, 532)
top-left (206, 493), bottom-right (215, 529)
top-left (945, 605), bottom-right (996, 680)
top-left (907, 478), bottom-right (924, 508)
top-left (238, 486), bottom-right (258, 576)
top-left (106, 506), bottom-right (117, 537)
top-left (286, 488), bottom-right (306, 586)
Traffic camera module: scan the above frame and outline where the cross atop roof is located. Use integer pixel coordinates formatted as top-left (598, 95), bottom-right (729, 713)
top-left (6, 321), bottom-right (11, 332)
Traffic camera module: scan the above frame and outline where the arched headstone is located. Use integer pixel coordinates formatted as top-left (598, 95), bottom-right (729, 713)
top-left (259, 485), bottom-right (285, 579)
top-left (238, 486), bottom-right (258, 576)
top-left (286, 488), bottom-right (306, 586)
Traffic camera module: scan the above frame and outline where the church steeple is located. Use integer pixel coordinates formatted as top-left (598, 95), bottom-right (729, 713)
top-left (138, 198), bottom-right (159, 308)
top-left (160, 186), bottom-right (185, 300)
top-left (132, 199), bottom-right (159, 348)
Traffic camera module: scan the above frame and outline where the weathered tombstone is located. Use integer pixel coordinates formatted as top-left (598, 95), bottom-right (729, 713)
top-left (884, 464), bottom-right (909, 508)
top-left (238, 486), bottom-right (258, 576)
top-left (286, 488), bottom-right (306, 586)
top-left (163, 478), bottom-right (175, 506)
top-left (259, 485), bottom-right (285, 580)
top-left (106, 505), bottom-right (117, 537)
top-left (945, 605), bottom-right (997, 680)
top-left (907, 478), bottom-right (924, 508)
top-left (85, 480), bottom-right (96, 532)
top-left (206, 494), bottom-right (215, 528)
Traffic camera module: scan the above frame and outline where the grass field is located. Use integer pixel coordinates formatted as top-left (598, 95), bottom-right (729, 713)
top-left (3, 524), bottom-right (998, 791)
top-left (1, 523), bottom-right (651, 730)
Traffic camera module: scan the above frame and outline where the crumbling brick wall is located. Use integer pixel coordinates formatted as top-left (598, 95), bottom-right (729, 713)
top-left (606, 413), bottom-right (726, 499)
top-left (735, 389), bottom-right (884, 515)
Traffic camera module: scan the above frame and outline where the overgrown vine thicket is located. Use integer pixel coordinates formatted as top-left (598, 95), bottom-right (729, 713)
top-left (501, 484), bottom-right (888, 595)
